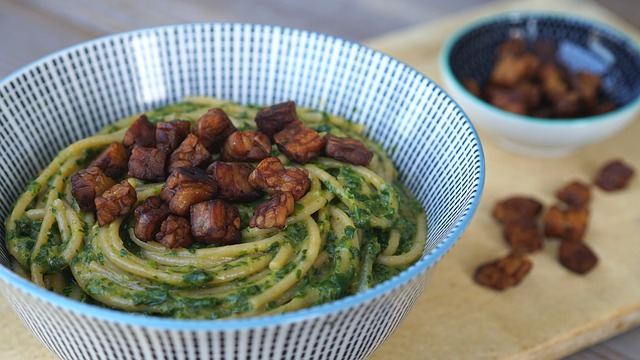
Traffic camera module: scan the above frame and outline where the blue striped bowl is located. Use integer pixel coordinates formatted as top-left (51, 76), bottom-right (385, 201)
top-left (0, 23), bottom-right (484, 360)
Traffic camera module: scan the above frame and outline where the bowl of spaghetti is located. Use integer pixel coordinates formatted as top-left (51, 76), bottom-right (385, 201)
top-left (0, 24), bottom-right (484, 359)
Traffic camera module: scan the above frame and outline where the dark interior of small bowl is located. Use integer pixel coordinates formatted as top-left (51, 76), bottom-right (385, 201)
top-left (448, 14), bottom-right (640, 106)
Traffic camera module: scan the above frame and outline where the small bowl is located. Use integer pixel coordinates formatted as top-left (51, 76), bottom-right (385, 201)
top-left (0, 24), bottom-right (484, 360)
top-left (440, 12), bottom-right (640, 157)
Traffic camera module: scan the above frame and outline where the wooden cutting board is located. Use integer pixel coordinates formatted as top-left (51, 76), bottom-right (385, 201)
top-left (0, 0), bottom-right (638, 359)
top-left (366, 0), bottom-right (640, 359)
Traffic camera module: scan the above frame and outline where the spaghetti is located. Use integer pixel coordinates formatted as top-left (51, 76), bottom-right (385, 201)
top-left (5, 97), bottom-right (426, 319)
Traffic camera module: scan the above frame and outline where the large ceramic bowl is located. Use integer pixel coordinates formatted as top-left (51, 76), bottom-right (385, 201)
top-left (440, 12), bottom-right (640, 157)
top-left (0, 23), bottom-right (484, 360)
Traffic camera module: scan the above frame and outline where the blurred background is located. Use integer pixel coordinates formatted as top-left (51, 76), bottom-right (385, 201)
top-left (0, 0), bottom-right (638, 78)
top-left (1, 0), bottom-right (639, 359)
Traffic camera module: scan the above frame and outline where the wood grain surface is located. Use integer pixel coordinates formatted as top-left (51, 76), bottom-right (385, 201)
top-left (0, 0), bottom-right (639, 359)
top-left (365, 1), bottom-right (640, 358)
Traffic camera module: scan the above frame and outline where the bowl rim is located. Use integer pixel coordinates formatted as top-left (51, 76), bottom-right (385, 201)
top-left (0, 22), bottom-right (486, 330)
top-left (439, 11), bottom-right (640, 127)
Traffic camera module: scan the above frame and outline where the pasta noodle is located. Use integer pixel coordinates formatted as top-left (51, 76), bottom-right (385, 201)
top-left (4, 98), bottom-right (426, 319)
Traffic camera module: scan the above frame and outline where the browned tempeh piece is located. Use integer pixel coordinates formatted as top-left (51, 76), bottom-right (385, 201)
top-left (543, 204), bottom-right (589, 242)
top-left (95, 180), bottom-right (137, 226)
top-left (254, 101), bottom-right (302, 140)
top-left (89, 142), bottom-right (129, 179)
top-left (249, 192), bottom-right (295, 229)
top-left (71, 167), bottom-right (116, 212)
top-left (274, 122), bottom-right (325, 164)
top-left (127, 146), bottom-right (168, 182)
top-left (502, 219), bottom-right (543, 253)
top-left (206, 162), bottom-right (262, 202)
top-left (156, 120), bottom-right (191, 153)
top-left (324, 134), bottom-right (373, 166)
top-left (594, 159), bottom-right (635, 191)
top-left (571, 71), bottom-right (601, 110)
top-left (123, 114), bottom-right (156, 148)
top-left (492, 196), bottom-right (543, 224)
top-left (193, 108), bottom-right (237, 153)
top-left (156, 215), bottom-right (193, 249)
top-left (248, 157), bottom-right (310, 200)
top-left (134, 196), bottom-right (171, 242)
top-left (167, 134), bottom-right (212, 173)
top-left (558, 241), bottom-right (598, 274)
top-left (160, 167), bottom-right (217, 216)
top-left (474, 252), bottom-right (533, 290)
top-left (496, 37), bottom-right (526, 58)
top-left (490, 54), bottom-right (539, 87)
top-left (190, 200), bottom-right (241, 245)
top-left (220, 131), bottom-right (271, 162)
top-left (555, 181), bottom-right (590, 207)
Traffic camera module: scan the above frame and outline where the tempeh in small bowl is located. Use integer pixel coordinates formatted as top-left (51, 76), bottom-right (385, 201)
top-left (440, 13), bottom-right (640, 157)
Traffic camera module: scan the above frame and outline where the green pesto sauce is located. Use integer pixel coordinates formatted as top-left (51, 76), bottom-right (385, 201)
top-left (8, 99), bottom-right (426, 320)
top-left (5, 219), bottom-right (41, 268)
top-left (146, 102), bottom-right (202, 123)
top-left (77, 147), bottom-right (103, 167)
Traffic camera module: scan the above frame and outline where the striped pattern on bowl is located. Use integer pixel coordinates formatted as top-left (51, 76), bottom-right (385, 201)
top-left (0, 23), bottom-right (484, 360)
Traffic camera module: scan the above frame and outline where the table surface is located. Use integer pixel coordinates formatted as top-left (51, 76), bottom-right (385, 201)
top-left (1, 0), bottom-right (639, 359)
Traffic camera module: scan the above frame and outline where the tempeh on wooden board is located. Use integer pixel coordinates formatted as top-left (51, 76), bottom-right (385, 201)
top-left (366, 0), bottom-right (640, 359)
top-left (0, 0), bottom-right (639, 359)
